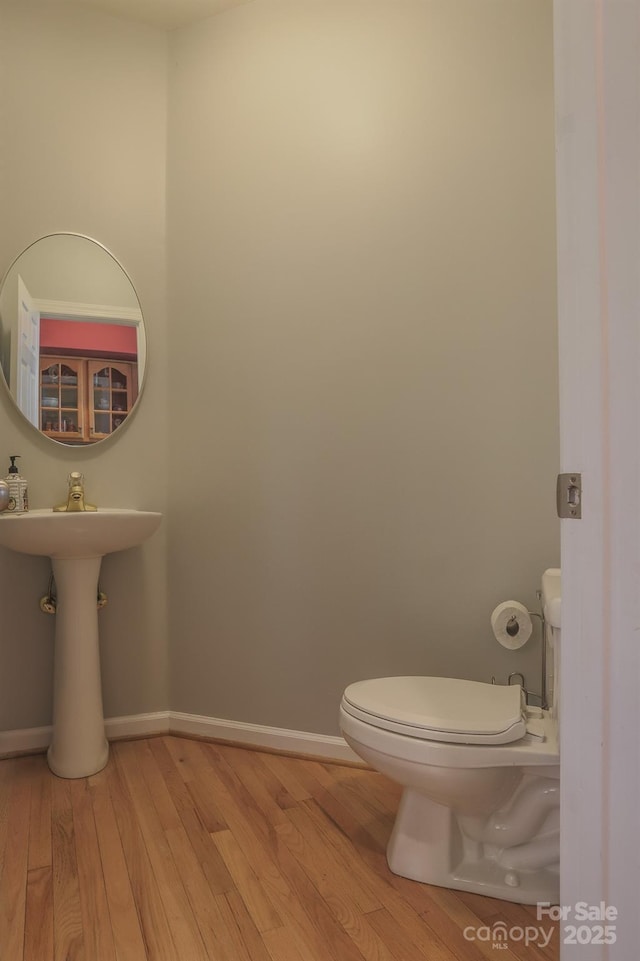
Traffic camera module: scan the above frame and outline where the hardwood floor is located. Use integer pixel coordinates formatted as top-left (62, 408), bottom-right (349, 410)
top-left (0, 736), bottom-right (559, 960)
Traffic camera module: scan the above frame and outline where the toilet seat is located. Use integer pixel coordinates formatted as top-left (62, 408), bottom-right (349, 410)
top-left (342, 676), bottom-right (527, 745)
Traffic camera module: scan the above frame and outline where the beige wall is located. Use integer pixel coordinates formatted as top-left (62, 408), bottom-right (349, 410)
top-left (167, 0), bottom-right (559, 733)
top-left (0, 2), bottom-right (169, 729)
top-left (0, 0), bottom-right (558, 740)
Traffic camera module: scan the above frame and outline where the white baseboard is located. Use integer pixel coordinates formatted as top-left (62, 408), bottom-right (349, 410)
top-left (108, 711), bottom-right (172, 739)
top-left (0, 724), bottom-right (53, 757)
top-left (0, 710), bottom-right (361, 764)
top-left (168, 711), bottom-right (361, 762)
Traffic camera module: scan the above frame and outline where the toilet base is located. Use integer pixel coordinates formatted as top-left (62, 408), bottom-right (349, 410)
top-left (387, 787), bottom-right (559, 905)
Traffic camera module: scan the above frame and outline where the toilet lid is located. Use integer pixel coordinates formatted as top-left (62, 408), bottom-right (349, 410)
top-left (342, 676), bottom-right (526, 744)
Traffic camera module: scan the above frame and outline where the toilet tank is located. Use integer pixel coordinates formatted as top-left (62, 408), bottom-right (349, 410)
top-left (542, 568), bottom-right (561, 718)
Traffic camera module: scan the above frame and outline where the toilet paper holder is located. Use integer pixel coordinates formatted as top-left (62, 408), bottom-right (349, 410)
top-left (491, 591), bottom-right (548, 710)
top-left (491, 671), bottom-right (538, 706)
top-left (505, 616), bottom-right (521, 638)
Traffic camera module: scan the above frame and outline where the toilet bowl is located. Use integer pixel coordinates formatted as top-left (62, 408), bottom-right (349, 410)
top-left (339, 569), bottom-right (561, 905)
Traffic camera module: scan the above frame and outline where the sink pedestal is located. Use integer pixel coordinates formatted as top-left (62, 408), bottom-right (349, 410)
top-left (47, 557), bottom-right (109, 778)
top-left (0, 507), bottom-right (162, 778)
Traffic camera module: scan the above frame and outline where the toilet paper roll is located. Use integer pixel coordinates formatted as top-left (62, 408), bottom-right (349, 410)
top-left (491, 600), bottom-right (533, 650)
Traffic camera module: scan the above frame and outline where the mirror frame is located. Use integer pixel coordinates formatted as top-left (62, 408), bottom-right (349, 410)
top-left (0, 233), bottom-right (147, 448)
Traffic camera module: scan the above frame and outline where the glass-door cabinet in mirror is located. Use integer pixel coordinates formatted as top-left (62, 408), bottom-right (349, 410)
top-left (0, 234), bottom-right (146, 446)
top-left (40, 358), bottom-right (138, 442)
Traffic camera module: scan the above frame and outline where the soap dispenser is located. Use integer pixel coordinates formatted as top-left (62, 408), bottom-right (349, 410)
top-left (5, 455), bottom-right (28, 513)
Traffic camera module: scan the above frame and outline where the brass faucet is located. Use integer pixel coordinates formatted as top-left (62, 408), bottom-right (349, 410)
top-left (53, 472), bottom-right (97, 512)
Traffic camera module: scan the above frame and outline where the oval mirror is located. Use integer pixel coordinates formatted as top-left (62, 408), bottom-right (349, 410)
top-left (0, 233), bottom-right (145, 446)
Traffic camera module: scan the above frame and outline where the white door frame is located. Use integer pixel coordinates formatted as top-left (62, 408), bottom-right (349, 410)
top-left (555, 1), bottom-right (640, 956)
top-left (13, 276), bottom-right (40, 428)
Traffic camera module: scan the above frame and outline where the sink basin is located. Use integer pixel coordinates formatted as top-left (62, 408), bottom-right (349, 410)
top-left (0, 506), bottom-right (162, 778)
top-left (0, 507), bottom-right (161, 558)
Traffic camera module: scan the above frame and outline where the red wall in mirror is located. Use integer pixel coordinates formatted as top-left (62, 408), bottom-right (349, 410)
top-left (40, 318), bottom-right (137, 355)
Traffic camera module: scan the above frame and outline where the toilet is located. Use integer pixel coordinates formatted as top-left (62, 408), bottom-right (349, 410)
top-left (339, 568), bottom-right (561, 905)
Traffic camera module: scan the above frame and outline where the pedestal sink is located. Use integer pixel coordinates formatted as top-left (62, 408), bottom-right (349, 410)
top-left (0, 508), bottom-right (162, 778)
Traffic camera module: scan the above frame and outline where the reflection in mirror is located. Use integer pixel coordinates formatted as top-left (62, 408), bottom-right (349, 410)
top-left (0, 234), bottom-right (146, 446)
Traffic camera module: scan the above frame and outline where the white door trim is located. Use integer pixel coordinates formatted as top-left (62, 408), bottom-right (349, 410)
top-left (555, 1), bottom-right (640, 956)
